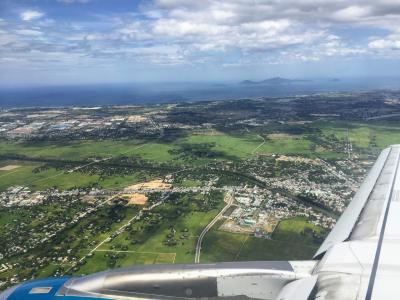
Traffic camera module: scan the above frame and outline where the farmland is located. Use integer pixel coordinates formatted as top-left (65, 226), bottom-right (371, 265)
top-left (2, 90), bottom-right (400, 289)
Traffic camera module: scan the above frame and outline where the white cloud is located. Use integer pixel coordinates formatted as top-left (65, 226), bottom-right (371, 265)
top-left (152, 19), bottom-right (229, 37)
top-left (369, 35), bottom-right (400, 50)
top-left (67, 1), bottom-right (383, 65)
top-left (154, 0), bottom-right (202, 9)
top-left (331, 5), bottom-right (372, 22)
top-left (15, 29), bottom-right (43, 36)
top-left (0, 30), bottom-right (16, 46)
top-left (3, 0), bottom-right (400, 70)
top-left (20, 10), bottom-right (45, 21)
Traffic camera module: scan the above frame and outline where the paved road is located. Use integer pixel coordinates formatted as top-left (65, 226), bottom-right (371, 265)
top-left (80, 200), bottom-right (164, 261)
top-left (251, 134), bottom-right (266, 154)
top-left (319, 159), bottom-right (357, 186)
top-left (194, 192), bottom-right (234, 263)
top-left (64, 197), bottom-right (166, 274)
top-left (365, 113), bottom-right (400, 120)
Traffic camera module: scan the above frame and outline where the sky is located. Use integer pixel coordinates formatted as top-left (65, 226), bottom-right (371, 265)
top-left (1, 0), bottom-right (400, 86)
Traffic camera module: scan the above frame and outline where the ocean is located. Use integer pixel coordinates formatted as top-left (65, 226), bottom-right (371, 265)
top-left (0, 78), bottom-right (399, 108)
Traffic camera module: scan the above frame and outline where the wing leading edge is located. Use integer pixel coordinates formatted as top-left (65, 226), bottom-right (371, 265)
top-left (312, 144), bottom-right (400, 299)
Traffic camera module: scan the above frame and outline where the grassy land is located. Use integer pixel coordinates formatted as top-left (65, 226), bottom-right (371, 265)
top-left (184, 132), bottom-right (315, 159)
top-left (2, 122), bottom-right (400, 167)
top-left (0, 139), bottom-right (183, 192)
top-left (259, 136), bottom-right (312, 155)
top-left (177, 179), bottom-right (202, 187)
top-left (183, 130), bottom-right (350, 160)
top-left (318, 121), bottom-right (400, 151)
top-left (0, 161), bottom-right (148, 192)
top-left (97, 209), bottom-right (221, 264)
top-left (0, 208), bottom-right (31, 229)
top-left (0, 130), bottom-right (319, 193)
top-left (272, 217), bottom-right (326, 245)
top-left (321, 125), bottom-right (372, 149)
top-left (97, 173), bottom-right (141, 189)
top-left (76, 251), bottom-right (165, 275)
top-left (184, 133), bottom-right (261, 159)
top-left (0, 162), bottom-right (101, 192)
top-left (75, 206), bottom-right (141, 248)
top-left (0, 140), bottom-right (177, 162)
top-left (0, 203), bottom-right (139, 280)
top-left (65, 195), bottom-right (225, 275)
top-left (201, 217), bottom-right (325, 262)
top-left (374, 129), bottom-right (400, 148)
top-left (132, 143), bottom-right (176, 162)
top-left (237, 237), bottom-right (317, 260)
top-left (0, 163), bottom-right (41, 191)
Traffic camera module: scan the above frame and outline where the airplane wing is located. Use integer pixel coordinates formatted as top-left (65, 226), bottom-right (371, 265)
top-left (308, 144), bottom-right (400, 299)
top-left (1, 145), bottom-right (400, 300)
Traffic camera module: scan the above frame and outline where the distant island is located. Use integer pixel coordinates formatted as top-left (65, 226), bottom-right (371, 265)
top-left (240, 77), bottom-right (312, 85)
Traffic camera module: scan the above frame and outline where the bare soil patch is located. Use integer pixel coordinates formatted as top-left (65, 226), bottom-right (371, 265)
top-left (267, 133), bottom-right (296, 140)
top-left (0, 165), bottom-right (21, 171)
top-left (122, 193), bottom-right (148, 205)
top-left (276, 155), bottom-right (318, 165)
top-left (126, 179), bottom-right (172, 190)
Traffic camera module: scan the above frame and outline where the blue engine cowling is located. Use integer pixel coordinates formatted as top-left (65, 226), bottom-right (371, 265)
top-left (0, 277), bottom-right (108, 300)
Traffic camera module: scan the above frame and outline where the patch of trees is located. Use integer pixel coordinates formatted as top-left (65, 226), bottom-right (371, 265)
top-left (301, 227), bottom-right (326, 245)
top-left (169, 142), bottom-right (235, 160)
top-left (297, 192), bottom-right (336, 213)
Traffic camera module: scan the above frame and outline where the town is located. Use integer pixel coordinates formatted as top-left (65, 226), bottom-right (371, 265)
top-left (1, 90), bottom-right (400, 289)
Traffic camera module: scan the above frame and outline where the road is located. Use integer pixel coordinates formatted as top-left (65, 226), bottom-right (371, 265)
top-left (319, 159), bottom-right (357, 186)
top-left (25, 143), bottom-right (148, 186)
top-left (194, 192), bottom-right (234, 263)
top-left (251, 134), bottom-right (266, 154)
top-left (365, 113), bottom-right (400, 120)
top-left (64, 197), bottom-right (166, 274)
top-left (79, 199), bottom-right (164, 262)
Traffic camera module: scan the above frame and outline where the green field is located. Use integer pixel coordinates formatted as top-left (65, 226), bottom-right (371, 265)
top-left (0, 208), bottom-right (31, 229)
top-left (76, 251), bottom-right (171, 275)
top-left (322, 125), bottom-right (372, 148)
top-left (0, 205), bottom-right (142, 280)
top-left (184, 132), bottom-right (314, 159)
top-left (374, 129), bottom-right (400, 148)
top-left (201, 217), bottom-right (325, 262)
top-left (4, 122), bottom-right (394, 194)
top-left (319, 122), bottom-right (400, 151)
top-left (0, 162), bottom-right (101, 191)
top-left (177, 179), bottom-right (202, 187)
top-left (68, 210), bottom-right (217, 275)
top-left (50, 211), bottom-right (324, 275)
top-left (272, 217), bottom-right (326, 245)
top-left (60, 192), bottom-right (226, 275)
top-left (184, 133), bottom-right (260, 159)
top-left (97, 173), bottom-right (141, 189)
top-left (0, 131), bottom-right (326, 192)
top-left (0, 161), bottom-right (151, 192)
top-left (258, 136), bottom-right (312, 155)
top-left (97, 209), bottom-right (221, 264)
top-left (0, 138), bottom-right (179, 191)
top-left (0, 140), bottom-right (176, 162)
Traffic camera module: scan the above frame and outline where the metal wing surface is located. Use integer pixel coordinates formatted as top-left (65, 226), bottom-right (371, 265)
top-left (310, 144), bottom-right (400, 299)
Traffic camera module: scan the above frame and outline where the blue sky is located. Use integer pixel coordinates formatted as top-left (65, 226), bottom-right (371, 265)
top-left (1, 0), bottom-right (400, 86)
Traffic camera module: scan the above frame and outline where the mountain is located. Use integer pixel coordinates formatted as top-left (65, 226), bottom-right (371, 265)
top-left (240, 77), bottom-right (311, 85)
top-left (240, 80), bottom-right (258, 85)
